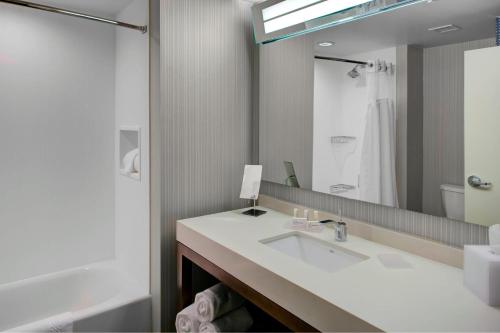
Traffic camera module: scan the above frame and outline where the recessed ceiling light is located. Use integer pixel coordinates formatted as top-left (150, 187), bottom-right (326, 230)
top-left (428, 24), bottom-right (462, 33)
top-left (318, 41), bottom-right (335, 47)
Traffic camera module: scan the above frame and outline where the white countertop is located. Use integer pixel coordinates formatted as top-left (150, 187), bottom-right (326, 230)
top-left (177, 207), bottom-right (500, 332)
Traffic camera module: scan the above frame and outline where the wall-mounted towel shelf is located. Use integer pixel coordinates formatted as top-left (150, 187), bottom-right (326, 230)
top-left (330, 184), bottom-right (356, 194)
top-left (120, 127), bottom-right (141, 181)
top-left (331, 136), bottom-right (356, 144)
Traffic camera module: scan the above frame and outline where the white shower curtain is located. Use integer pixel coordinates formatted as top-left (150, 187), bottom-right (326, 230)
top-left (359, 63), bottom-right (399, 208)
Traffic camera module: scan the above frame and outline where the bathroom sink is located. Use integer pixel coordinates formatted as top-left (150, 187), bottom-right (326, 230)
top-left (260, 232), bottom-right (368, 273)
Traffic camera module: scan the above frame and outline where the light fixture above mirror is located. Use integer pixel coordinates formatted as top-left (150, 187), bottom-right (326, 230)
top-left (252, 0), bottom-right (429, 44)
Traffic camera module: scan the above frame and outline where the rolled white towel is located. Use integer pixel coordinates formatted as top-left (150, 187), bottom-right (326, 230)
top-left (122, 148), bottom-right (139, 174)
top-left (199, 307), bottom-right (253, 333)
top-left (176, 304), bottom-right (201, 333)
top-left (194, 284), bottom-right (245, 323)
top-left (133, 153), bottom-right (140, 174)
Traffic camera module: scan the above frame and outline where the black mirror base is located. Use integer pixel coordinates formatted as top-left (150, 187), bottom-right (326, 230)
top-left (242, 209), bottom-right (267, 217)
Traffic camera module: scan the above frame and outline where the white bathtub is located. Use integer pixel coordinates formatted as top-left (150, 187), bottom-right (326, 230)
top-left (0, 261), bottom-right (151, 332)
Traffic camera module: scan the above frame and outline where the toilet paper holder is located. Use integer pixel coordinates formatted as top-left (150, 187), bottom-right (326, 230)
top-left (468, 175), bottom-right (492, 189)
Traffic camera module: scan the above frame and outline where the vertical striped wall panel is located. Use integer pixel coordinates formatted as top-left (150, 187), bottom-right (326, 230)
top-left (395, 45), bottom-right (408, 209)
top-left (259, 35), bottom-right (315, 189)
top-left (149, 0), bottom-right (162, 331)
top-left (159, 0), bottom-right (254, 329)
top-left (496, 17), bottom-right (500, 46)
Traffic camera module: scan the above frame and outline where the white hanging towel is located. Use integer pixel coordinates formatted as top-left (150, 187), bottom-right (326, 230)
top-left (198, 307), bottom-right (253, 333)
top-left (360, 98), bottom-right (398, 208)
top-left (194, 283), bottom-right (245, 323)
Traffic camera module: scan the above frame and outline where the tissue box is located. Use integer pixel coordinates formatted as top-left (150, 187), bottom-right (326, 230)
top-left (464, 246), bottom-right (500, 306)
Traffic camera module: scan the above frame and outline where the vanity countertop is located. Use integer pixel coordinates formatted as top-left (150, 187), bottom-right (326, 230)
top-left (177, 207), bottom-right (500, 332)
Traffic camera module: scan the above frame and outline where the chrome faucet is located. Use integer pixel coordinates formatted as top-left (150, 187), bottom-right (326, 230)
top-left (320, 208), bottom-right (348, 242)
top-left (334, 221), bottom-right (347, 242)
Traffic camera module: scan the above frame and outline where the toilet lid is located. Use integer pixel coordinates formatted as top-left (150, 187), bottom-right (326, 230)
top-left (440, 184), bottom-right (464, 194)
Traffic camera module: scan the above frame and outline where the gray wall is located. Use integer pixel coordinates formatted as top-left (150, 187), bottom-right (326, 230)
top-left (405, 46), bottom-right (424, 212)
top-left (422, 38), bottom-right (496, 217)
top-left (259, 35), bottom-right (314, 189)
top-left (396, 45), bottom-right (423, 212)
top-left (159, 0), bottom-right (254, 329)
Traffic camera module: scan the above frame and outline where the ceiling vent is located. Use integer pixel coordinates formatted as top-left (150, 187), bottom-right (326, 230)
top-left (428, 24), bottom-right (462, 33)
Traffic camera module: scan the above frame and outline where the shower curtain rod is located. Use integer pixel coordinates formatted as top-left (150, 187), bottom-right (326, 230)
top-left (315, 55), bottom-right (368, 65)
top-left (0, 0), bottom-right (148, 33)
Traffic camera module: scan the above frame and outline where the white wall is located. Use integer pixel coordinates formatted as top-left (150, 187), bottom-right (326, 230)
top-left (313, 59), bottom-right (344, 195)
top-left (0, 4), bottom-right (115, 284)
top-left (313, 47), bottom-right (396, 200)
top-left (114, 0), bottom-right (150, 293)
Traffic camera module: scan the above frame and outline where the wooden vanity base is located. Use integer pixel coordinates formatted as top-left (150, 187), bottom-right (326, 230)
top-left (177, 242), bottom-right (319, 332)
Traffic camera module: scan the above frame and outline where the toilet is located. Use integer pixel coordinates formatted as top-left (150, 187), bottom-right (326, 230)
top-left (440, 184), bottom-right (465, 221)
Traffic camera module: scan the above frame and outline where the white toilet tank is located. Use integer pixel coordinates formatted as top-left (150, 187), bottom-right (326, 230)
top-left (440, 184), bottom-right (464, 221)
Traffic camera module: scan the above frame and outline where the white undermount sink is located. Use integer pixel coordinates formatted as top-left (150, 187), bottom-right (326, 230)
top-left (261, 232), bottom-right (368, 273)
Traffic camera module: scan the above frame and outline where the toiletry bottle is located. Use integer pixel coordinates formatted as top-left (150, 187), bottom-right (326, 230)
top-left (313, 210), bottom-right (319, 223)
top-left (308, 210), bottom-right (318, 227)
top-left (291, 208), bottom-right (307, 230)
top-left (307, 210), bottom-right (324, 232)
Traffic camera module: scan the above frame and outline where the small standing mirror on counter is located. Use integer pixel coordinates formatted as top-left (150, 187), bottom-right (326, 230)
top-left (257, 0), bottom-right (500, 227)
top-left (240, 165), bottom-right (266, 217)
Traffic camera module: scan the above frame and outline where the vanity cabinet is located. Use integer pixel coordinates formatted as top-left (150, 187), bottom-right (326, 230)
top-left (177, 242), bottom-right (318, 332)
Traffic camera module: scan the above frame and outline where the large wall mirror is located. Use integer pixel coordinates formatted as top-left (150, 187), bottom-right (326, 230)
top-left (258, 0), bottom-right (500, 227)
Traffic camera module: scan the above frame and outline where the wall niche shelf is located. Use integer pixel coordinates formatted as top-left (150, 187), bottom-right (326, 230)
top-left (119, 126), bottom-right (141, 181)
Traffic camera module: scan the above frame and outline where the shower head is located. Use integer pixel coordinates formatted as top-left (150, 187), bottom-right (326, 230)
top-left (347, 65), bottom-right (361, 78)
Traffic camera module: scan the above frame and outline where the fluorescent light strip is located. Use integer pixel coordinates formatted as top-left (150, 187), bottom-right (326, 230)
top-left (264, 0), bottom-right (372, 33)
top-left (262, 0), bottom-right (324, 21)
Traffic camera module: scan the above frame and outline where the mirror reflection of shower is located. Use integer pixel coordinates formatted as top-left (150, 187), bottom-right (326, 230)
top-left (347, 64), bottom-right (363, 78)
top-left (313, 50), bottom-right (397, 207)
top-left (347, 60), bottom-right (394, 79)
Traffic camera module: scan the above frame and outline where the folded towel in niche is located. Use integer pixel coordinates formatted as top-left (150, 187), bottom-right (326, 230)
top-left (122, 148), bottom-right (139, 174)
top-left (133, 152), bottom-right (140, 173)
top-left (194, 283), bottom-right (245, 323)
top-left (176, 304), bottom-right (201, 333)
top-left (199, 307), bottom-right (253, 333)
